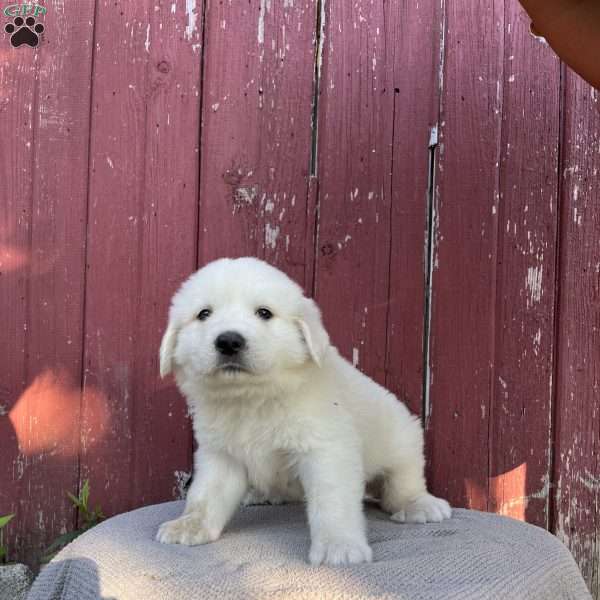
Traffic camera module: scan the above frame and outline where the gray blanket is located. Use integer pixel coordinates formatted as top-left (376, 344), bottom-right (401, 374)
top-left (28, 501), bottom-right (591, 600)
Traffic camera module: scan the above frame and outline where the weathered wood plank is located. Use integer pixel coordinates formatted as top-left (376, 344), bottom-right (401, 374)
top-left (426, 2), bottom-right (504, 510)
top-left (553, 69), bottom-right (600, 598)
top-left (0, 1), bottom-right (95, 565)
top-left (384, 0), bottom-right (444, 416)
top-left (487, 1), bottom-right (560, 528)
top-left (313, 0), bottom-right (393, 383)
top-left (198, 0), bottom-right (317, 289)
top-left (80, 0), bottom-right (202, 516)
top-left (0, 31), bottom-right (38, 565)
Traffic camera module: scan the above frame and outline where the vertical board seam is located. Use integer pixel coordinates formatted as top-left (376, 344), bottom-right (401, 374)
top-left (383, 7), bottom-right (397, 388)
top-left (548, 60), bottom-right (567, 535)
top-left (310, 0), bottom-right (325, 297)
top-left (129, 2), bottom-right (157, 503)
top-left (422, 131), bottom-right (437, 423)
top-left (195, 0), bottom-right (210, 269)
top-left (20, 22), bottom-right (42, 557)
top-left (77, 0), bottom-right (100, 528)
top-left (309, 0), bottom-right (325, 178)
top-left (191, 0), bottom-right (210, 470)
top-left (422, 0), bottom-right (446, 425)
top-left (307, 177), bottom-right (319, 297)
top-left (487, 0), bottom-right (507, 515)
top-left (25, 36), bottom-right (43, 390)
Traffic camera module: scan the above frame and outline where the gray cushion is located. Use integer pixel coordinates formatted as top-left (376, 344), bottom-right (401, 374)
top-left (28, 501), bottom-right (591, 600)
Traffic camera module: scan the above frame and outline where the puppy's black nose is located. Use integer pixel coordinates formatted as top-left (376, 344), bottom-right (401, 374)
top-left (215, 331), bottom-right (246, 356)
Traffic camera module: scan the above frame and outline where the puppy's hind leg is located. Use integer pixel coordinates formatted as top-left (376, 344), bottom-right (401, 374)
top-left (381, 421), bottom-right (451, 523)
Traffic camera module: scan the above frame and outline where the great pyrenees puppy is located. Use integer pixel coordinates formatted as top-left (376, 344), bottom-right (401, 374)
top-left (156, 257), bottom-right (451, 565)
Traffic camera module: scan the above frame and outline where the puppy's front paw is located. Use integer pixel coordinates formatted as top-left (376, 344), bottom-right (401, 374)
top-left (390, 493), bottom-right (452, 524)
top-left (309, 537), bottom-right (373, 566)
top-left (156, 513), bottom-right (218, 546)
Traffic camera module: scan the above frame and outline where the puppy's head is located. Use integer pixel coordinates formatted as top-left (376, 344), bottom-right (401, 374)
top-left (159, 258), bottom-right (329, 386)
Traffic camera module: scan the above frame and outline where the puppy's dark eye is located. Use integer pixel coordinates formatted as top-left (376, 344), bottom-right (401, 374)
top-left (256, 307), bottom-right (273, 320)
top-left (197, 309), bottom-right (212, 321)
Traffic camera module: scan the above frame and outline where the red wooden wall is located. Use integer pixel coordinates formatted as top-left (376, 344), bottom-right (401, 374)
top-left (0, 1), bottom-right (598, 595)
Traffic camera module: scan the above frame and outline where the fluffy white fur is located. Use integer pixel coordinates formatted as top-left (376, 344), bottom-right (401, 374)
top-left (156, 257), bottom-right (451, 565)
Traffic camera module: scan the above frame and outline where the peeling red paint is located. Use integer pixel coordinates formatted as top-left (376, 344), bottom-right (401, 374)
top-left (0, 2), bottom-right (598, 596)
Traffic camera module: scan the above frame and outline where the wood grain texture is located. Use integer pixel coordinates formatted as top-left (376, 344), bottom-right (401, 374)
top-left (313, 0), bottom-right (393, 384)
top-left (80, 0), bottom-right (202, 517)
top-left (552, 69), bottom-right (600, 597)
top-left (487, 1), bottom-right (560, 528)
top-left (0, 31), bottom-right (39, 565)
top-left (426, 1), bottom-right (504, 510)
top-left (0, 1), bottom-right (95, 564)
top-left (1, 3), bottom-right (600, 593)
top-left (384, 0), bottom-right (443, 416)
top-left (198, 0), bottom-right (317, 289)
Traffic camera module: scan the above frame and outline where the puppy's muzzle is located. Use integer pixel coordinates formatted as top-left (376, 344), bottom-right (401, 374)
top-left (215, 331), bottom-right (246, 356)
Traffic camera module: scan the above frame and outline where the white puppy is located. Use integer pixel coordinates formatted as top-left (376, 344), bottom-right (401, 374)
top-left (156, 257), bottom-right (451, 565)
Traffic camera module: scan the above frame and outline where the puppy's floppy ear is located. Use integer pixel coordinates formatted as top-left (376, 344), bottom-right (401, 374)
top-left (159, 321), bottom-right (179, 377)
top-left (295, 297), bottom-right (330, 367)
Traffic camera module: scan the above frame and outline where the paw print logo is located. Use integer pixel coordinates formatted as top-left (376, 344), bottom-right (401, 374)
top-left (5, 16), bottom-right (44, 48)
